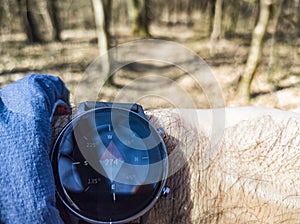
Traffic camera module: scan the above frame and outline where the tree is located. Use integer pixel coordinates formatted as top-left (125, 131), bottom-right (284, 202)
top-left (236, 0), bottom-right (272, 104)
top-left (20, 0), bottom-right (56, 42)
top-left (49, 0), bottom-right (62, 41)
top-left (295, 0), bottom-right (300, 37)
top-left (0, 0), bottom-right (13, 34)
top-left (210, 0), bottom-right (223, 56)
top-left (267, 0), bottom-right (284, 81)
top-left (127, 0), bottom-right (150, 37)
top-left (223, 0), bottom-right (240, 37)
top-left (91, 0), bottom-right (110, 82)
top-left (92, 0), bottom-right (109, 51)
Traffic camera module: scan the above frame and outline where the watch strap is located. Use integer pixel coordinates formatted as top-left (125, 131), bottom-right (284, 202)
top-left (63, 201), bottom-right (149, 224)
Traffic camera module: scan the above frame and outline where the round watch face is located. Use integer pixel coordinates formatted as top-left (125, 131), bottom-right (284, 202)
top-left (51, 107), bottom-right (168, 223)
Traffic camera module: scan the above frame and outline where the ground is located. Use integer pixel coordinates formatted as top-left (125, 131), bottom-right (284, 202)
top-left (0, 24), bottom-right (300, 112)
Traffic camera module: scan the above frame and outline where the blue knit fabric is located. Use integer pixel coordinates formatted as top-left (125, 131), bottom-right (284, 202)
top-left (0, 74), bottom-right (70, 224)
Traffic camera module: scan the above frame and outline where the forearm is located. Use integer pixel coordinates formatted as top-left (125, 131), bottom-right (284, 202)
top-left (52, 107), bottom-right (300, 223)
top-left (212, 114), bottom-right (300, 223)
top-left (147, 108), bottom-right (300, 223)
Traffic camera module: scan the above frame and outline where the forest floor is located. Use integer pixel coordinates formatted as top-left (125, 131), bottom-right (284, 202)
top-left (0, 24), bottom-right (300, 112)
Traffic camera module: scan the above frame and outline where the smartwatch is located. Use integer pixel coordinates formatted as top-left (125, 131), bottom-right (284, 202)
top-left (51, 102), bottom-right (169, 224)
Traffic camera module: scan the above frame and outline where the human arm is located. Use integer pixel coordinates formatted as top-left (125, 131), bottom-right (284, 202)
top-left (53, 107), bottom-right (300, 223)
top-left (0, 74), bottom-right (69, 224)
top-left (145, 108), bottom-right (300, 223)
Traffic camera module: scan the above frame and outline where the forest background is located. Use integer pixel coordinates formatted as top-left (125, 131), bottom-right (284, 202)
top-left (0, 0), bottom-right (299, 111)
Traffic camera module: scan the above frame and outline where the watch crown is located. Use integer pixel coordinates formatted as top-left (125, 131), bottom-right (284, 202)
top-left (157, 127), bottom-right (166, 138)
top-left (161, 186), bottom-right (170, 198)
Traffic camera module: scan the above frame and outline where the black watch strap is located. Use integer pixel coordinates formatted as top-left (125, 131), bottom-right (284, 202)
top-left (77, 101), bottom-right (147, 120)
top-left (59, 201), bottom-right (149, 224)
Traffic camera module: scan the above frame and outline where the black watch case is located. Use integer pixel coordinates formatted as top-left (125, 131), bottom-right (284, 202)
top-left (51, 104), bottom-right (168, 224)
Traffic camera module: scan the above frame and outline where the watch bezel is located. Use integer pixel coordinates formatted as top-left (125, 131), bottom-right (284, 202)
top-left (51, 106), bottom-right (168, 224)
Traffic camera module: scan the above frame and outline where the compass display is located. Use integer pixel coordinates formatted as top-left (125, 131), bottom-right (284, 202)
top-left (51, 107), bottom-right (168, 223)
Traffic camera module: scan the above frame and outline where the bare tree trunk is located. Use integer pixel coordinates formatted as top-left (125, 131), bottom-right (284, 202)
top-left (101, 0), bottom-right (112, 39)
top-left (199, 0), bottom-right (210, 13)
top-left (267, 0), bottom-right (284, 82)
top-left (236, 0), bottom-right (272, 104)
top-left (187, 0), bottom-right (195, 25)
top-left (128, 0), bottom-right (150, 37)
top-left (91, 0), bottom-right (110, 81)
top-left (0, 0), bottom-right (13, 34)
top-left (49, 0), bottom-right (62, 41)
top-left (207, 0), bottom-right (216, 33)
top-left (224, 0), bottom-right (240, 38)
top-left (22, 0), bottom-right (56, 42)
top-left (296, 0), bottom-right (300, 37)
top-left (210, 0), bottom-right (223, 56)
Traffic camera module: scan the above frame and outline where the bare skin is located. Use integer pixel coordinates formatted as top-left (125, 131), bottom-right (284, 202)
top-left (145, 107), bottom-right (300, 223)
top-left (53, 107), bottom-right (300, 223)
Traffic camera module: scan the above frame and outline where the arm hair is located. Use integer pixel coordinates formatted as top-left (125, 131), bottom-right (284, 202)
top-left (147, 109), bottom-right (300, 223)
top-left (53, 108), bottom-right (300, 223)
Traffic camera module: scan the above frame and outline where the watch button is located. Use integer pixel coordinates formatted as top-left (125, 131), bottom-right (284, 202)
top-left (161, 186), bottom-right (170, 198)
top-left (157, 127), bottom-right (166, 138)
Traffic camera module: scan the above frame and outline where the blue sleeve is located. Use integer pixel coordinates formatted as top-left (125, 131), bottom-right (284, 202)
top-left (0, 74), bottom-right (69, 224)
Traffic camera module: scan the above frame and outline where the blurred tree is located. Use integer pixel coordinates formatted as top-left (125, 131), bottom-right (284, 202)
top-left (91, 0), bottom-right (110, 82)
top-left (102, 0), bottom-right (112, 39)
top-left (127, 0), bottom-right (150, 37)
top-left (297, 0), bottom-right (300, 37)
top-left (0, 0), bottom-right (13, 34)
top-left (223, 0), bottom-right (240, 37)
top-left (210, 0), bottom-right (223, 56)
top-left (112, 0), bottom-right (124, 22)
top-left (49, 0), bottom-right (62, 41)
top-left (291, 0), bottom-right (300, 37)
top-left (20, 0), bottom-right (56, 42)
top-left (199, 0), bottom-right (210, 13)
top-left (92, 0), bottom-right (109, 51)
top-left (237, 0), bottom-right (273, 104)
top-left (208, 0), bottom-right (216, 33)
top-left (267, 0), bottom-right (284, 81)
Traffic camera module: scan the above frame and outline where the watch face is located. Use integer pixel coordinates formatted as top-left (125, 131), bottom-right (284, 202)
top-left (51, 107), bottom-right (168, 223)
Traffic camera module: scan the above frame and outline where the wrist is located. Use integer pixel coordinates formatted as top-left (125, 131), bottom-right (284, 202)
top-left (51, 103), bottom-right (169, 224)
top-left (146, 109), bottom-right (210, 223)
